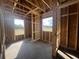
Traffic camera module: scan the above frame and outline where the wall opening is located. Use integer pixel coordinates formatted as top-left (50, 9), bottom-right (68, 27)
top-left (42, 17), bottom-right (53, 32)
top-left (14, 19), bottom-right (24, 35)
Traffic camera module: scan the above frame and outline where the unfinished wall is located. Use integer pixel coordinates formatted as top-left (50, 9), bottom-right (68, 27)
top-left (60, 2), bottom-right (79, 51)
top-left (60, 16), bottom-right (68, 47)
top-left (40, 6), bottom-right (59, 57)
top-left (14, 15), bottom-right (25, 41)
top-left (3, 11), bottom-right (14, 44)
top-left (0, 15), bottom-right (1, 53)
top-left (1, 7), bottom-right (32, 45)
top-left (24, 17), bottom-right (32, 38)
top-left (41, 10), bottom-right (54, 44)
top-left (77, 20), bottom-right (79, 50)
top-left (0, 0), bottom-right (2, 54)
top-left (0, 7), bottom-right (6, 58)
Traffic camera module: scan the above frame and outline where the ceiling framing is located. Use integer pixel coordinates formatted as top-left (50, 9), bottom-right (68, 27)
top-left (2, 0), bottom-right (58, 16)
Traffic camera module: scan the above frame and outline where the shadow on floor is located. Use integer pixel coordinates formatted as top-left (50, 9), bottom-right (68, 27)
top-left (5, 40), bottom-right (52, 59)
top-left (56, 46), bottom-right (79, 59)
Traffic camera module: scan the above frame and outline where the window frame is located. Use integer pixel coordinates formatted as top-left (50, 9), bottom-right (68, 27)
top-left (42, 17), bottom-right (53, 32)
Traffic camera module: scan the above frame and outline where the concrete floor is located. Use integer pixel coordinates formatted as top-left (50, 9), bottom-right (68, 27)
top-left (5, 39), bottom-right (52, 59)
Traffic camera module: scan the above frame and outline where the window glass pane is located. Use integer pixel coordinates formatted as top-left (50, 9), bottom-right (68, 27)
top-left (42, 17), bottom-right (53, 32)
top-left (14, 19), bottom-right (24, 35)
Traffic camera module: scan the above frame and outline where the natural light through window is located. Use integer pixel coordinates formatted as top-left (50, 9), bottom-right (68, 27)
top-left (42, 17), bottom-right (53, 32)
top-left (14, 19), bottom-right (24, 35)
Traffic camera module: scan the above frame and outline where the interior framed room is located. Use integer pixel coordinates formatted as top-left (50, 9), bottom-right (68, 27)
top-left (0, 0), bottom-right (79, 59)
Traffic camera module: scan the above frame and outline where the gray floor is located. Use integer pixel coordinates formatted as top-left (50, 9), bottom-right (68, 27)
top-left (5, 39), bottom-right (52, 59)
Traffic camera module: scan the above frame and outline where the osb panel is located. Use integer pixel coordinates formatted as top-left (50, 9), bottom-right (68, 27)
top-left (43, 32), bottom-right (45, 41)
top-left (0, 18), bottom-right (1, 53)
top-left (69, 3), bottom-right (78, 13)
top-left (68, 14), bottom-right (78, 49)
top-left (60, 16), bottom-right (68, 47)
top-left (4, 12), bottom-right (14, 44)
top-left (50, 32), bottom-right (53, 43)
top-left (24, 18), bottom-right (32, 38)
top-left (61, 7), bottom-right (68, 15)
top-left (77, 23), bottom-right (79, 50)
top-left (45, 32), bottom-right (49, 41)
top-left (77, 7), bottom-right (79, 50)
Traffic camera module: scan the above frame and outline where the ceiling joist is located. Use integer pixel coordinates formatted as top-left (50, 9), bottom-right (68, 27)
top-left (10, 0), bottom-right (39, 15)
top-left (25, 7), bottom-right (39, 16)
top-left (25, 0), bottom-right (45, 12)
top-left (12, 0), bottom-right (18, 12)
top-left (41, 0), bottom-right (51, 9)
top-left (3, 4), bottom-right (26, 16)
top-left (4, 4), bottom-right (28, 13)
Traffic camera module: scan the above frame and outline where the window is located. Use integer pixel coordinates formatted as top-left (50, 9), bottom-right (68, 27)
top-left (42, 17), bottom-right (53, 32)
top-left (14, 19), bottom-right (24, 35)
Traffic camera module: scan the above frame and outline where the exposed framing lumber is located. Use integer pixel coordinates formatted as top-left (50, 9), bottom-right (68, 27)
top-left (25, 0), bottom-right (45, 12)
top-left (59, 0), bottom-right (79, 8)
top-left (45, 32), bottom-right (46, 41)
top-left (41, 0), bottom-right (51, 9)
top-left (64, 17), bottom-right (68, 47)
top-left (66, 8), bottom-right (69, 48)
top-left (41, 0), bottom-right (46, 11)
top-left (4, 4), bottom-right (28, 13)
top-left (32, 15), bottom-right (40, 41)
top-left (0, 8), bottom-right (6, 59)
top-left (25, 7), bottom-right (39, 15)
top-left (10, 0), bottom-right (31, 10)
top-left (15, 7), bottom-right (28, 13)
top-left (42, 32), bottom-right (43, 40)
top-left (49, 32), bottom-right (50, 43)
top-left (31, 14), bottom-right (40, 41)
top-left (35, 15), bottom-right (40, 40)
top-left (3, 4), bottom-right (27, 17)
top-left (75, 7), bottom-right (79, 50)
top-left (49, 0), bottom-right (54, 7)
top-left (10, 0), bottom-right (39, 15)
top-left (31, 13), bottom-right (34, 40)
top-left (35, 15), bottom-right (36, 40)
top-left (12, 0), bottom-right (18, 12)
top-left (34, 0), bottom-right (40, 8)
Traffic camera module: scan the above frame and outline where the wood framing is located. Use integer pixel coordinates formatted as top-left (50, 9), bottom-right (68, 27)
top-left (31, 13), bottom-right (40, 41)
top-left (42, 28), bottom-right (43, 41)
top-left (59, 0), bottom-right (79, 8)
top-left (12, 0), bottom-right (19, 12)
top-left (76, 8), bottom-right (78, 50)
top-left (60, 2), bottom-right (79, 50)
top-left (25, 0), bottom-right (45, 12)
top-left (49, 32), bottom-right (50, 43)
top-left (25, 7), bottom-right (39, 15)
top-left (0, 8), bottom-right (6, 59)
top-left (42, 0), bottom-right (51, 9)
top-left (10, 0), bottom-right (39, 15)
top-left (4, 4), bottom-right (28, 13)
top-left (31, 13), bottom-right (34, 40)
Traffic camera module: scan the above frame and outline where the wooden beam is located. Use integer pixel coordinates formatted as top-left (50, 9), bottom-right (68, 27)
top-left (3, 4), bottom-right (28, 17)
top-left (49, 32), bottom-right (50, 43)
top-left (31, 13), bottom-right (34, 40)
top-left (25, 7), bottom-right (39, 16)
top-left (10, 0), bottom-right (39, 15)
top-left (41, 0), bottom-right (51, 9)
top-left (4, 4), bottom-right (28, 13)
top-left (0, 8), bottom-right (6, 59)
top-left (10, 0), bottom-right (31, 10)
top-left (15, 7), bottom-right (28, 13)
top-left (25, 0), bottom-right (45, 12)
top-left (59, 0), bottom-right (79, 8)
top-left (12, 0), bottom-right (18, 12)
